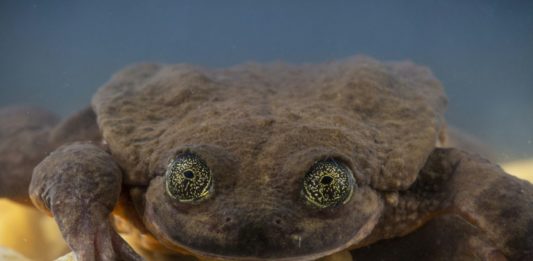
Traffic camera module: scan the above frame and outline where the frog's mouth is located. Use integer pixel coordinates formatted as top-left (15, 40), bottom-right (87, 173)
top-left (141, 176), bottom-right (383, 260)
top-left (173, 211), bottom-right (381, 261)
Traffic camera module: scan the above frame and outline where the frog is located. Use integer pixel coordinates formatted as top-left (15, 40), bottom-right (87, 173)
top-left (0, 56), bottom-right (531, 260)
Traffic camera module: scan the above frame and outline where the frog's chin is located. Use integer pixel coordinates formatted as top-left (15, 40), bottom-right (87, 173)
top-left (191, 250), bottom-right (346, 261)
top-left (193, 222), bottom-right (374, 260)
top-left (151, 237), bottom-right (349, 261)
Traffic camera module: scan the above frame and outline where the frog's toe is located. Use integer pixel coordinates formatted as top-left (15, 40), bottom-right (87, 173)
top-left (29, 143), bottom-right (144, 261)
top-left (69, 220), bottom-right (143, 261)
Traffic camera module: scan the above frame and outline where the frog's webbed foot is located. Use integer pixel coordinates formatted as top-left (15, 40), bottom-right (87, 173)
top-left (415, 149), bottom-right (532, 260)
top-left (30, 143), bottom-right (143, 261)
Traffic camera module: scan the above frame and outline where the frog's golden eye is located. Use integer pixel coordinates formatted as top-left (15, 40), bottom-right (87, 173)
top-left (302, 159), bottom-right (355, 208)
top-left (165, 152), bottom-right (213, 203)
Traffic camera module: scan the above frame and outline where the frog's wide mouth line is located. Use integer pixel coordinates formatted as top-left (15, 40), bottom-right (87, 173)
top-left (143, 200), bottom-right (383, 261)
top-left (192, 213), bottom-right (380, 260)
top-left (169, 237), bottom-right (352, 261)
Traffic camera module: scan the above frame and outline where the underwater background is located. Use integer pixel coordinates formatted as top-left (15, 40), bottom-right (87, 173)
top-left (0, 1), bottom-right (532, 260)
top-left (0, 0), bottom-right (532, 161)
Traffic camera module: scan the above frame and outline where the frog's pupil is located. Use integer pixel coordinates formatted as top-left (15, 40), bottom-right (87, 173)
top-left (321, 176), bottom-right (333, 185)
top-left (183, 170), bottom-right (194, 179)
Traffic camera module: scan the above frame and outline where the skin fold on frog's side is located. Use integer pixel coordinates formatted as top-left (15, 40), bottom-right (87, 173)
top-left (0, 56), bottom-right (531, 261)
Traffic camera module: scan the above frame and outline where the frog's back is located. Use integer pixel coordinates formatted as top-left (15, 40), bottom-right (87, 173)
top-left (92, 56), bottom-right (446, 189)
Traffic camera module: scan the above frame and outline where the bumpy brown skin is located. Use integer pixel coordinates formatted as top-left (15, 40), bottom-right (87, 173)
top-left (354, 148), bottom-right (533, 260)
top-left (0, 106), bottom-right (99, 205)
top-left (0, 106), bottom-right (58, 204)
top-left (1, 56), bottom-right (532, 260)
top-left (352, 215), bottom-right (506, 261)
top-left (30, 143), bottom-right (142, 261)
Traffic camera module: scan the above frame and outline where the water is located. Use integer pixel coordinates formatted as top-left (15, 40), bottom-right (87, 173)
top-left (1, 0), bottom-right (532, 160)
top-left (0, 1), bottom-right (532, 260)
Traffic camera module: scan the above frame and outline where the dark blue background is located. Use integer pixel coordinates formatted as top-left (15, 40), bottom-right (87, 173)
top-left (1, 0), bottom-right (532, 160)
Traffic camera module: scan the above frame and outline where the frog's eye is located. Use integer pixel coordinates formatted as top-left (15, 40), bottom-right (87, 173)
top-left (302, 159), bottom-right (355, 208)
top-left (165, 152), bottom-right (213, 203)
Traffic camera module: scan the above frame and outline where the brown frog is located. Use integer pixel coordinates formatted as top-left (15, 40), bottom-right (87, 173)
top-left (0, 56), bottom-right (531, 260)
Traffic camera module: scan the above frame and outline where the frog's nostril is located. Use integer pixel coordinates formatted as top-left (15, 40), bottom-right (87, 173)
top-left (225, 217), bottom-right (232, 223)
top-left (274, 218), bottom-right (282, 225)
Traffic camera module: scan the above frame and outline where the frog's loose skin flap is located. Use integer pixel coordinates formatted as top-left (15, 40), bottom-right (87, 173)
top-left (0, 106), bottom-right (101, 205)
top-left (372, 148), bottom-right (533, 260)
top-left (352, 215), bottom-right (505, 260)
top-left (441, 149), bottom-right (533, 260)
top-left (0, 106), bottom-right (58, 204)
